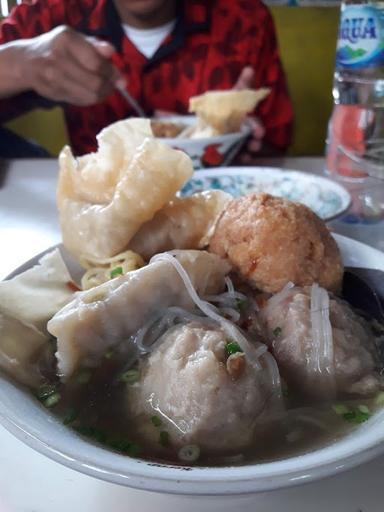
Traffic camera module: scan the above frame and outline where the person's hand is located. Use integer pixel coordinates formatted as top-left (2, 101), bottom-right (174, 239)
top-left (20, 25), bottom-right (124, 106)
top-left (233, 66), bottom-right (266, 162)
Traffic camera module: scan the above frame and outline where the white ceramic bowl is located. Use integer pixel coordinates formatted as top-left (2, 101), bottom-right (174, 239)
top-left (0, 235), bottom-right (384, 495)
top-left (154, 115), bottom-right (251, 170)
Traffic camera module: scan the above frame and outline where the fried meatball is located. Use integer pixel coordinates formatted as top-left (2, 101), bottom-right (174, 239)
top-left (209, 193), bottom-right (343, 293)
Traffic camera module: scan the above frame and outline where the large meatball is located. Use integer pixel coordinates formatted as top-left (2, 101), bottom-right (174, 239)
top-left (260, 285), bottom-right (381, 399)
top-left (209, 193), bottom-right (343, 293)
top-left (127, 322), bottom-right (274, 454)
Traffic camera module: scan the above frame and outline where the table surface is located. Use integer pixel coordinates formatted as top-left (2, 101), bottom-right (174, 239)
top-left (0, 157), bottom-right (383, 512)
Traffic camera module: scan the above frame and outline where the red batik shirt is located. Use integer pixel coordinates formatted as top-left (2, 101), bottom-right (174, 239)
top-left (0, 0), bottom-right (293, 155)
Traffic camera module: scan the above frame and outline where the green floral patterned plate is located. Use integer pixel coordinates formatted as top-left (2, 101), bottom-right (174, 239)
top-left (180, 167), bottom-right (351, 221)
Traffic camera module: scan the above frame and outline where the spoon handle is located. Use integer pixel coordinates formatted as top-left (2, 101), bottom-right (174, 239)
top-left (116, 85), bottom-right (146, 118)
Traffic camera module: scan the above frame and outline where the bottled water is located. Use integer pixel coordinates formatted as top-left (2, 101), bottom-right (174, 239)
top-left (325, 1), bottom-right (384, 250)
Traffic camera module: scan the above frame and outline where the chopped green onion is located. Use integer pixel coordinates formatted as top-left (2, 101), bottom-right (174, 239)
top-left (74, 424), bottom-right (142, 457)
top-left (178, 444), bottom-right (200, 463)
top-left (376, 391), bottom-right (384, 406)
top-left (151, 415), bottom-right (162, 427)
top-left (119, 369), bottom-right (140, 384)
top-left (104, 348), bottom-right (114, 359)
top-left (43, 392), bottom-right (61, 408)
top-left (272, 327), bottom-right (282, 337)
top-left (110, 266), bottom-right (123, 279)
top-left (74, 425), bottom-right (107, 443)
top-left (36, 384), bottom-right (61, 407)
top-left (357, 404), bottom-right (370, 414)
top-left (107, 438), bottom-right (140, 456)
top-left (235, 299), bottom-right (248, 312)
top-left (75, 369), bottom-right (91, 384)
top-left (63, 409), bottom-right (78, 425)
top-left (159, 431), bottom-right (170, 447)
top-left (36, 384), bottom-right (57, 401)
top-left (342, 409), bottom-right (371, 424)
top-left (225, 341), bottom-right (243, 358)
top-left (332, 404), bottom-right (349, 415)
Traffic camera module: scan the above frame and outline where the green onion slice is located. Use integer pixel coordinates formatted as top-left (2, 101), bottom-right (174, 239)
top-left (44, 392), bottom-right (61, 408)
top-left (151, 415), bottom-right (162, 427)
top-left (159, 431), bottom-right (170, 447)
top-left (225, 341), bottom-right (243, 358)
top-left (110, 266), bottom-right (123, 279)
top-left (357, 404), bottom-right (370, 414)
top-left (63, 409), bottom-right (78, 425)
top-left (332, 404), bottom-right (349, 415)
top-left (178, 444), bottom-right (200, 463)
top-left (235, 299), bottom-right (248, 312)
top-left (272, 327), bottom-right (282, 337)
top-left (36, 384), bottom-right (57, 401)
top-left (119, 369), bottom-right (140, 384)
top-left (343, 409), bottom-right (371, 424)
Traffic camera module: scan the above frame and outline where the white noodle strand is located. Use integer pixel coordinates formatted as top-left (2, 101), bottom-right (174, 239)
top-left (152, 253), bottom-right (266, 369)
top-left (225, 276), bottom-right (235, 294)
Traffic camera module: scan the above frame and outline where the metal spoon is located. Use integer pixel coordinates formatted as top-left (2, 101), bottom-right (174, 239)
top-left (116, 84), bottom-right (146, 118)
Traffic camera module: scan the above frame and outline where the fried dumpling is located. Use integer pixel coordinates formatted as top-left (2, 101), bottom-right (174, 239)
top-left (47, 251), bottom-right (231, 379)
top-left (129, 190), bottom-right (232, 259)
top-left (189, 88), bottom-right (270, 135)
top-left (58, 119), bottom-right (193, 261)
top-left (58, 118), bottom-right (153, 204)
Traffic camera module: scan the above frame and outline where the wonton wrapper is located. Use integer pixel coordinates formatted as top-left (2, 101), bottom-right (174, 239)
top-left (59, 119), bottom-right (153, 204)
top-left (189, 88), bottom-right (270, 135)
top-left (129, 190), bottom-right (232, 259)
top-left (0, 313), bottom-right (47, 387)
top-left (48, 250), bottom-right (231, 379)
top-left (0, 249), bottom-right (75, 387)
top-left (58, 119), bottom-right (194, 261)
top-left (0, 249), bottom-right (74, 333)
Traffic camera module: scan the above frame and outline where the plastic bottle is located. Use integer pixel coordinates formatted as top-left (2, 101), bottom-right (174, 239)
top-left (325, 1), bottom-right (384, 251)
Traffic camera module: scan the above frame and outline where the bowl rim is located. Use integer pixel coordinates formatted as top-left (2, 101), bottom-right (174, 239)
top-left (180, 166), bottom-right (352, 222)
top-left (152, 115), bottom-right (251, 144)
top-left (1, 235), bottom-right (384, 495)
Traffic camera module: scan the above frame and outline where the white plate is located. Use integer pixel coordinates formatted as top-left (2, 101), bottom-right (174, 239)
top-left (0, 236), bottom-right (384, 496)
top-left (181, 167), bottom-right (351, 221)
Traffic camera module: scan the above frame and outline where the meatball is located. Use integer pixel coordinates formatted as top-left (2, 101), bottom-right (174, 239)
top-left (127, 322), bottom-right (273, 454)
top-left (209, 193), bottom-right (343, 293)
top-left (260, 285), bottom-right (381, 399)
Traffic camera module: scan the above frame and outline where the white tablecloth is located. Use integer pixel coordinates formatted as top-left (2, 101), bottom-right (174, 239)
top-left (0, 157), bottom-right (383, 512)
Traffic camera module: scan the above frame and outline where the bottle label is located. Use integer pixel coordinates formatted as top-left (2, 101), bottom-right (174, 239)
top-left (336, 5), bottom-right (384, 69)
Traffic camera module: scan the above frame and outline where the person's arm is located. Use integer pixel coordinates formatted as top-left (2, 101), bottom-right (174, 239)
top-left (234, 6), bottom-right (293, 162)
top-left (0, 27), bottom-right (122, 105)
top-left (0, 41), bottom-right (28, 98)
top-left (0, 2), bottom-right (123, 120)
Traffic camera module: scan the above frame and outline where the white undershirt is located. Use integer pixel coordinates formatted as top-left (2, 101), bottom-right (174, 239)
top-left (123, 20), bottom-right (176, 59)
